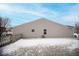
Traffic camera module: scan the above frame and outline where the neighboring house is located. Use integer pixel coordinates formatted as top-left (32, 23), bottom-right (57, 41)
top-left (6, 29), bottom-right (13, 36)
top-left (13, 18), bottom-right (74, 38)
top-left (2, 29), bottom-right (13, 36)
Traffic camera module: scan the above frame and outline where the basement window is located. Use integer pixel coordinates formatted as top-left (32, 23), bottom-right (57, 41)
top-left (32, 29), bottom-right (35, 32)
top-left (44, 31), bottom-right (47, 35)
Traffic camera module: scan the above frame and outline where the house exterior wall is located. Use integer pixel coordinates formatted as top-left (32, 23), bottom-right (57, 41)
top-left (13, 19), bottom-right (74, 38)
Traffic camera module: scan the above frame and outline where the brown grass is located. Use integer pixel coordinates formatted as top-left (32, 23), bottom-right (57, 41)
top-left (3, 45), bottom-right (79, 56)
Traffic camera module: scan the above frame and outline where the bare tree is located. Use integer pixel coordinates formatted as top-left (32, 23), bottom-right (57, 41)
top-left (0, 17), bottom-right (11, 55)
top-left (74, 22), bottom-right (79, 39)
top-left (0, 17), bottom-right (10, 39)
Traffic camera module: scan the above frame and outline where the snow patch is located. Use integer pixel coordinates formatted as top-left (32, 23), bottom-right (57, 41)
top-left (0, 38), bottom-right (79, 54)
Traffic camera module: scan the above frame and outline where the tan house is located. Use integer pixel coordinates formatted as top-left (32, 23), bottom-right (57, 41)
top-left (13, 18), bottom-right (74, 38)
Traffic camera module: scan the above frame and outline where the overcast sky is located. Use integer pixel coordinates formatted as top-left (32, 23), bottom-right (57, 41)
top-left (0, 3), bottom-right (79, 27)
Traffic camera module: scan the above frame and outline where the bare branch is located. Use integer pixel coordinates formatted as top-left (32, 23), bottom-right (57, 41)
top-left (75, 22), bottom-right (79, 33)
top-left (0, 17), bottom-right (10, 36)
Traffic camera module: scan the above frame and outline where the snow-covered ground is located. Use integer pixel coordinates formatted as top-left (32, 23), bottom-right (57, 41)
top-left (0, 38), bottom-right (79, 56)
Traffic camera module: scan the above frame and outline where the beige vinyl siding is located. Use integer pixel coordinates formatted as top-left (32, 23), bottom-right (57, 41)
top-left (13, 18), bottom-right (74, 38)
